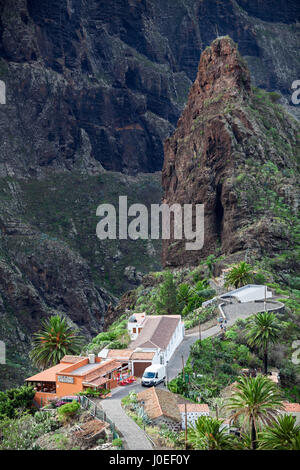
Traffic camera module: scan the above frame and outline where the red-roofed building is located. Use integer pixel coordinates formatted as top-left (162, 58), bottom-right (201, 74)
top-left (26, 355), bottom-right (122, 407)
top-left (178, 403), bottom-right (210, 429)
top-left (282, 402), bottom-right (300, 424)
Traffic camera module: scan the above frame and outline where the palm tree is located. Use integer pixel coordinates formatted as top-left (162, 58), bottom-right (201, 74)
top-left (226, 375), bottom-right (283, 450)
top-left (246, 311), bottom-right (281, 374)
top-left (187, 415), bottom-right (236, 450)
top-left (258, 414), bottom-right (300, 450)
top-left (30, 315), bottom-right (84, 369)
top-left (224, 261), bottom-right (253, 289)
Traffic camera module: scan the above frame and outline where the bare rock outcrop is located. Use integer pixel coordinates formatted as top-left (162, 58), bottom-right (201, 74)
top-left (162, 36), bottom-right (300, 267)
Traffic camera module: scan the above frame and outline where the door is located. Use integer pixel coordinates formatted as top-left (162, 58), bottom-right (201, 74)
top-left (133, 362), bottom-right (152, 377)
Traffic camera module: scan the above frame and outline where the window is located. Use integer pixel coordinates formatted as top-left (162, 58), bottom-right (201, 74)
top-left (133, 328), bottom-right (136, 334)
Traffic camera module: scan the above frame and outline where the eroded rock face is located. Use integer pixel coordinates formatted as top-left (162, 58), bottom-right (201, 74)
top-left (0, 0), bottom-right (299, 177)
top-left (162, 37), bottom-right (300, 267)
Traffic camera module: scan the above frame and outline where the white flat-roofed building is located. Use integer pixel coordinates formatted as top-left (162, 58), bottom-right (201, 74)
top-left (220, 284), bottom-right (272, 303)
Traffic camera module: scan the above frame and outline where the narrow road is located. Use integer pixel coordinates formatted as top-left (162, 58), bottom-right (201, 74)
top-left (98, 390), bottom-right (153, 450)
top-left (167, 299), bottom-right (283, 381)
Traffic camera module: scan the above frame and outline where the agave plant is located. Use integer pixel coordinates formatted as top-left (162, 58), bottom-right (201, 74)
top-left (30, 315), bottom-right (84, 369)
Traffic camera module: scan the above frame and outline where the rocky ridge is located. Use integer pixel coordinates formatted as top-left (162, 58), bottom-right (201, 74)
top-left (162, 36), bottom-right (300, 267)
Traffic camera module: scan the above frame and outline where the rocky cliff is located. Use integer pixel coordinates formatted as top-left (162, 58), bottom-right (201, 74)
top-left (0, 170), bottom-right (162, 389)
top-left (162, 36), bottom-right (300, 267)
top-left (0, 0), bottom-right (299, 178)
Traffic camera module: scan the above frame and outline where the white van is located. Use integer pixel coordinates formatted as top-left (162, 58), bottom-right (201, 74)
top-left (141, 364), bottom-right (166, 387)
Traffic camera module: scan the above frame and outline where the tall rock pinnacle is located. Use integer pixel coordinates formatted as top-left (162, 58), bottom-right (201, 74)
top-left (162, 36), bottom-right (300, 267)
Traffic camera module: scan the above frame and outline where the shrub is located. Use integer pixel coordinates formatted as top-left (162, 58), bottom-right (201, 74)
top-left (0, 411), bottom-right (59, 450)
top-left (155, 271), bottom-right (181, 315)
top-left (253, 272), bottom-right (267, 285)
top-left (112, 438), bottom-right (123, 448)
top-left (0, 385), bottom-right (35, 420)
top-left (57, 401), bottom-right (80, 423)
top-left (268, 92), bottom-right (281, 103)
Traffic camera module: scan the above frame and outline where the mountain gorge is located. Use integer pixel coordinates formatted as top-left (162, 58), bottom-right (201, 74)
top-left (0, 0), bottom-right (299, 388)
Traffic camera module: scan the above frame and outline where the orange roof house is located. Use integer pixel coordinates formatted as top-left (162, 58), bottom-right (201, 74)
top-left (137, 387), bottom-right (181, 429)
top-left (177, 403), bottom-right (210, 414)
top-left (137, 388), bottom-right (210, 431)
top-left (26, 355), bottom-right (122, 407)
top-left (283, 402), bottom-right (300, 413)
top-left (282, 402), bottom-right (300, 424)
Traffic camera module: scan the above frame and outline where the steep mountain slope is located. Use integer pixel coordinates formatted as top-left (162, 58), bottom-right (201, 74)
top-left (162, 36), bottom-right (300, 267)
top-left (0, 171), bottom-right (162, 389)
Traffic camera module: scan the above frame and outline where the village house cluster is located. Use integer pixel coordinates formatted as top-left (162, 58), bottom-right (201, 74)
top-left (26, 314), bottom-right (185, 406)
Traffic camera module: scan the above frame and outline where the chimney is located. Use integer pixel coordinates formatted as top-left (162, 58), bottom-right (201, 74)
top-left (88, 353), bottom-right (95, 364)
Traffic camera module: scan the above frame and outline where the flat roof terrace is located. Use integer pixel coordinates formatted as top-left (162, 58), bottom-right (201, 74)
top-left (68, 363), bottom-right (101, 376)
top-left (220, 284), bottom-right (272, 303)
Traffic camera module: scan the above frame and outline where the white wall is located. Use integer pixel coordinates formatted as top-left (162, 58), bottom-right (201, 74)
top-left (164, 321), bottom-right (184, 363)
top-left (181, 411), bottom-right (209, 429)
top-left (128, 322), bottom-right (144, 340)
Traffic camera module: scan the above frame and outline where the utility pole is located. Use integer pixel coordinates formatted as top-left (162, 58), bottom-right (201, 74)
top-left (141, 400), bottom-right (145, 431)
top-left (182, 355), bottom-right (185, 377)
top-left (264, 285), bottom-right (267, 312)
top-left (199, 321), bottom-right (202, 341)
top-left (165, 361), bottom-right (169, 387)
top-left (185, 403), bottom-right (188, 450)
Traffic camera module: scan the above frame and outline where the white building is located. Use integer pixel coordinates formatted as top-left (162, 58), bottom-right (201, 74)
top-left (178, 403), bottom-right (210, 429)
top-left (129, 315), bottom-right (184, 374)
top-left (127, 312), bottom-right (147, 340)
top-left (99, 314), bottom-right (185, 377)
top-left (219, 284), bottom-right (272, 303)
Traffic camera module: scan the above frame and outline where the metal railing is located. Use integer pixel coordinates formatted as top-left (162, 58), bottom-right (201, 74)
top-left (80, 395), bottom-right (121, 443)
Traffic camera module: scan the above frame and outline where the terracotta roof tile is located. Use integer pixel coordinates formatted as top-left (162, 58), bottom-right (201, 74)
top-left (83, 377), bottom-right (109, 387)
top-left (26, 363), bottom-right (71, 382)
top-left (131, 351), bottom-right (155, 360)
top-left (107, 349), bottom-right (133, 360)
top-left (84, 359), bottom-right (121, 382)
top-left (283, 402), bottom-right (300, 413)
top-left (137, 387), bottom-right (181, 422)
top-left (105, 349), bottom-right (155, 361)
top-left (178, 403), bottom-right (210, 413)
top-left (61, 355), bottom-right (83, 363)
